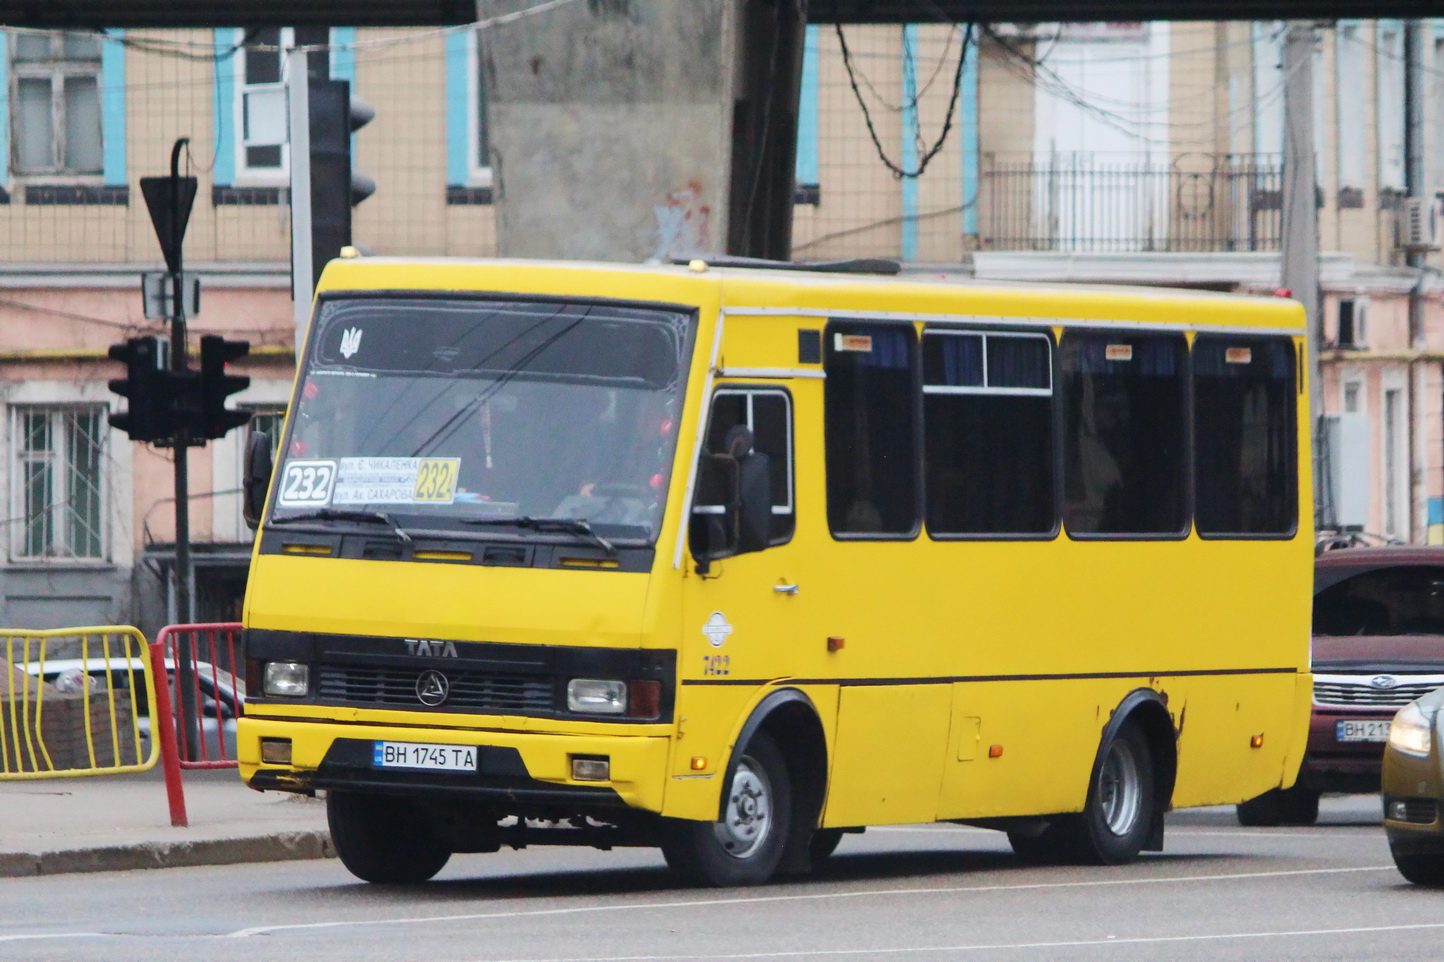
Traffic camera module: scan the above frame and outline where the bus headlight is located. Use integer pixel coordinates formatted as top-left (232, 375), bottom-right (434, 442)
top-left (1388, 702), bottom-right (1434, 757)
top-left (263, 661), bottom-right (310, 697)
top-left (567, 678), bottom-right (626, 714)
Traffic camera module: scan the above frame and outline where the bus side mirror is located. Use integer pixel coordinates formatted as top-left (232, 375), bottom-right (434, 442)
top-left (242, 432), bottom-right (274, 529)
top-left (688, 447), bottom-right (771, 573)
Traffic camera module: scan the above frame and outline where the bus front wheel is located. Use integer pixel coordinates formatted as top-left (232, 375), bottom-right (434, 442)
top-left (661, 732), bottom-right (792, 886)
top-left (1061, 721), bottom-right (1157, 865)
top-left (327, 790), bottom-right (452, 884)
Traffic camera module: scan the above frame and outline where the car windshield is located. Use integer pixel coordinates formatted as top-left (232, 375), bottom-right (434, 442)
top-left (272, 295), bottom-right (695, 544)
top-left (1314, 565), bottom-right (1444, 636)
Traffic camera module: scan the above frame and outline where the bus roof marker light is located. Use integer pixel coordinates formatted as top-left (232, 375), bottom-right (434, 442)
top-left (688, 259), bottom-right (708, 273)
top-left (1251, 734), bottom-right (1265, 749)
top-left (827, 636), bottom-right (845, 652)
top-left (988, 745), bottom-right (1004, 758)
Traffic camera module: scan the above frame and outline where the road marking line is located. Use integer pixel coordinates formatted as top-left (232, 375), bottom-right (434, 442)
top-left (221, 864), bottom-right (1396, 939)
top-left (444, 921), bottom-right (1444, 961)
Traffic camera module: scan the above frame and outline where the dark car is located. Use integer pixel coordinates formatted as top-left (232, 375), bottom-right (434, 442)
top-left (1381, 684), bottom-right (1444, 883)
top-left (1237, 545), bottom-right (1444, 826)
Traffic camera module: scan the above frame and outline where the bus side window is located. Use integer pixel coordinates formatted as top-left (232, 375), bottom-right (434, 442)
top-left (1193, 335), bottom-right (1297, 537)
top-left (824, 322), bottom-right (920, 538)
top-left (691, 389), bottom-right (796, 557)
top-left (1060, 331), bottom-right (1188, 537)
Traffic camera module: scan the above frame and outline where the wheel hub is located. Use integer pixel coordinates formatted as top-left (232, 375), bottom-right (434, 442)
top-left (713, 757), bottom-right (772, 859)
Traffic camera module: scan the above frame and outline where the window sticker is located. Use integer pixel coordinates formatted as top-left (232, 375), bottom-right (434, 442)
top-left (276, 460), bottom-right (338, 507)
top-left (834, 333), bottom-right (874, 353)
top-left (1105, 344), bottom-right (1134, 362)
top-left (1225, 346), bottom-right (1253, 364)
top-left (330, 457), bottom-right (461, 506)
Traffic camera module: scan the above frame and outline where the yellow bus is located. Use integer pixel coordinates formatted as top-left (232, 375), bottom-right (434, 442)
top-left (237, 257), bottom-right (1313, 885)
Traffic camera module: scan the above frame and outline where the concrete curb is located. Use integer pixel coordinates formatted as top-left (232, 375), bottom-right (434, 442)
top-left (0, 830), bottom-right (334, 878)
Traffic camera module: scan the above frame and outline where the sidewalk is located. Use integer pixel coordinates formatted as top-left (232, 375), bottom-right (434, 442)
top-left (0, 767), bottom-right (332, 877)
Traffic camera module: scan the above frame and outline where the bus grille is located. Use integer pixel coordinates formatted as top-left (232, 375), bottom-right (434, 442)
top-left (315, 664), bottom-right (554, 713)
top-left (1313, 679), bottom-right (1444, 709)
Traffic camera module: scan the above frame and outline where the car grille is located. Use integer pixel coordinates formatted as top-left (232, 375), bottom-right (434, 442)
top-left (1313, 674), bottom-right (1444, 709)
top-left (315, 664), bottom-right (554, 713)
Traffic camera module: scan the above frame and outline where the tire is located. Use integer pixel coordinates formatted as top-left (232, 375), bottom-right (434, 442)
top-left (809, 828), bottom-right (845, 865)
top-left (327, 791), bottom-right (452, 884)
top-left (1391, 846), bottom-right (1444, 885)
top-left (1007, 823), bottom-right (1071, 864)
top-left (1236, 790), bottom-right (1283, 826)
top-left (1058, 721), bottom-right (1156, 865)
top-left (661, 732), bottom-right (792, 886)
top-left (1237, 784), bottom-right (1319, 827)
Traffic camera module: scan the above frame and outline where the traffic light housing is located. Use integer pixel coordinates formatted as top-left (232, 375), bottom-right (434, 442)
top-left (199, 336), bottom-right (252, 440)
top-left (108, 336), bottom-right (170, 442)
top-left (309, 76), bottom-right (375, 290)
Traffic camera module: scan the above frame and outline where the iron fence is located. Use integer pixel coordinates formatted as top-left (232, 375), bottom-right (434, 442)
top-left (980, 153), bottom-right (1284, 254)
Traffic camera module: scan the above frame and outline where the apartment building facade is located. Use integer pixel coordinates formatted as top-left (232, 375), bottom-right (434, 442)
top-left (2, 19), bottom-right (1441, 630)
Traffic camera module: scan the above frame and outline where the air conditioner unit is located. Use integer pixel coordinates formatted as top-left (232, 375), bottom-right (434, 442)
top-left (1397, 195), bottom-right (1442, 252)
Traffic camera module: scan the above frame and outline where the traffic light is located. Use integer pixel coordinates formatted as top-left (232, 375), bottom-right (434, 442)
top-left (108, 336), bottom-right (170, 442)
top-left (198, 335), bottom-right (252, 440)
top-left (309, 76), bottom-right (375, 290)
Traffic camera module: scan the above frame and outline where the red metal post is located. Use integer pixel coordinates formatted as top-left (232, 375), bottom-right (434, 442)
top-left (149, 640), bottom-right (188, 828)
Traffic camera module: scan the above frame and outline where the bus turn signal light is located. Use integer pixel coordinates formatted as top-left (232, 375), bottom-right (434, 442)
top-left (1251, 734), bottom-right (1265, 748)
top-left (691, 756), bottom-right (708, 771)
top-left (988, 745), bottom-right (1004, 758)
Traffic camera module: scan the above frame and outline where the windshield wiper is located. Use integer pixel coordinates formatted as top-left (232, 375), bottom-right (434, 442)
top-left (271, 509), bottom-right (413, 544)
top-left (463, 516), bottom-right (615, 555)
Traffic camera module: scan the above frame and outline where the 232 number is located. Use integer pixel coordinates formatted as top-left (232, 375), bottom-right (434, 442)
top-left (277, 461), bottom-right (335, 506)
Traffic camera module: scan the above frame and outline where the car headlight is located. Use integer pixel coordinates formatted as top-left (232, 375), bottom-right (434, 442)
top-left (262, 661), bottom-right (310, 697)
top-left (1388, 701), bottom-right (1434, 757)
top-left (567, 678), bottom-right (626, 714)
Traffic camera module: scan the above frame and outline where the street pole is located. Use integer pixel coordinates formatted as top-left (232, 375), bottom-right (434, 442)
top-left (288, 45), bottom-right (313, 357)
top-left (166, 137), bottom-right (201, 760)
top-left (1404, 19), bottom-right (1426, 541)
top-left (1280, 23), bottom-right (1322, 528)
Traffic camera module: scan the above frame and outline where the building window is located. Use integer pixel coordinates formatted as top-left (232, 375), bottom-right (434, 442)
top-left (1384, 387), bottom-right (1405, 539)
top-left (824, 322), bottom-right (919, 538)
top-left (444, 26), bottom-right (493, 199)
top-left (234, 28), bottom-right (330, 183)
top-left (1377, 22), bottom-right (1406, 193)
top-left (11, 407), bottom-right (106, 561)
top-left (1060, 331), bottom-right (1187, 537)
top-left (922, 329), bottom-right (1055, 537)
top-left (9, 31), bottom-right (103, 177)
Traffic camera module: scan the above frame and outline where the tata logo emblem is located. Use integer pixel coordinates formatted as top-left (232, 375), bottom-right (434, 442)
top-left (404, 639), bottom-right (458, 657)
top-left (339, 327), bottom-right (363, 359)
top-left (1370, 674), bottom-right (1400, 689)
top-left (416, 669), bottom-right (450, 707)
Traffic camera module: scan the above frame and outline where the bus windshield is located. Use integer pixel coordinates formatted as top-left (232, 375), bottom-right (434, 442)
top-left (272, 295), bottom-right (696, 544)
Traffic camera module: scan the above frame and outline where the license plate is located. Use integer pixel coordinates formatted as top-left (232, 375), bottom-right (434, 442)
top-left (372, 741), bottom-right (477, 771)
top-left (1336, 719), bottom-right (1391, 743)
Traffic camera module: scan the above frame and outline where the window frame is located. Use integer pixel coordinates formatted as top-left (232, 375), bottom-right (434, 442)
top-left (694, 386), bottom-right (796, 548)
top-left (465, 25), bottom-right (493, 189)
top-left (8, 31), bottom-right (104, 181)
top-left (9, 404), bottom-right (109, 563)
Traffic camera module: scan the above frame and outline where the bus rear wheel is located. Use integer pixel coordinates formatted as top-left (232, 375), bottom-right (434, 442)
top-left (327, 790), bottom-right (452, 884)
top-left (1059, 721), bottom-right (1157, 865)
top-left (661, 732), bottom-right (792, 886)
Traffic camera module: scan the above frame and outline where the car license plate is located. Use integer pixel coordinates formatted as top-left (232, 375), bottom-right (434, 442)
top-left (372, 741), bottom-right (477, 771)
top-left (1335, 719), bottom-right (1391, 743)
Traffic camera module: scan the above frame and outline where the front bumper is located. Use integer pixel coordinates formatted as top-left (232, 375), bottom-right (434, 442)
top-left (238, 716), bottom-right (671, 815)
top-left (1299, 709), bottom-right (1390, 792)
top-left (1382, 741), bottom-right (1444, 856)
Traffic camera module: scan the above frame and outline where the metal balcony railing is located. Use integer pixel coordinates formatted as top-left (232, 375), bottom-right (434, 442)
top-left (980, 153), bottom-right (1284, 254)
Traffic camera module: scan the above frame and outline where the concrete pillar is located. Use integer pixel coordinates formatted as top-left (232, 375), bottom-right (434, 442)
top-left (480, 0), bottom-right (804, 262)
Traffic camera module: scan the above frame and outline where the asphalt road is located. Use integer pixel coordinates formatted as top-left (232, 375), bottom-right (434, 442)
top-left (3, 795), bottom-right (1437, 962)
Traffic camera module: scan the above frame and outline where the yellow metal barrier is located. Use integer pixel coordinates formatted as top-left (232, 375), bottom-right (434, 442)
top-left (1, 626), bottom-right (159, 778)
